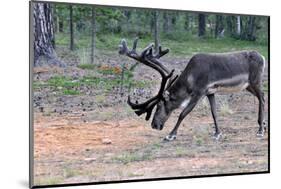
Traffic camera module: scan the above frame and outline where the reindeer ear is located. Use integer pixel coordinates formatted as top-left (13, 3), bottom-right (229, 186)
top-left (163, 91), bottom-right (170, 101)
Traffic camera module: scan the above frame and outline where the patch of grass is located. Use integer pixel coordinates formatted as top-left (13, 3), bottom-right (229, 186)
top-left (35, 177), bottom-right (64, 186)
top-left (34, 74), bottom-right (152, 96)
top-left (113, 151), bottom-right (152, 164)
top-left (152, 142), bottom-right (162, 150)
top-left (48, 76), bottom-right (80, 88)
top-left (220, 103), bottom-right (233, 116)
top-left (192, 135), bottom-right (204, 146)
top-left (95, 95), bottom-right (106, 103)
top-left (77, 48), bottom-right (91, 64)
top-left (63, 89), bottom-right (80, 95)
top-left (175, 146), bottom-right (187, 157)
top-left (77, 63), bottom-right (97, 70)
top-left (63, 167), bottom-right (80, 178)
top-left (263, 81), bottom-right (268, 92)
top-left (127, 172), bottom-right (144, 177)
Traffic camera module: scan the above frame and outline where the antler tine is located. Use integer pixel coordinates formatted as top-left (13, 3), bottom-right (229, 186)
top-left (127, 95), bottom-right (158, 110)
top-left (140, 43), bottom-right (154, 58)
top-left (127, 68), bottom-right (174, 112)
top-left (157, 47), bottom-right (170, 58)
top-left (118, 39), bottom-right (129, 55)
top-left (132, 37), bottom-right (139, 52)
top-left (119, 38), bottom-right (175, 120)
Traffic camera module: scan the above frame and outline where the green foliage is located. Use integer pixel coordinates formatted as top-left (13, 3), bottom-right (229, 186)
top-left (53, 3), bottom-right (268, 43)
top-left (56, 32), bottom-right (268, 60)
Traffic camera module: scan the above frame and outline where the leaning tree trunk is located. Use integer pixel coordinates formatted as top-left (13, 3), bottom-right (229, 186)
top-left (33, 2), bottom-right (60, 66)
top-left (198, 14), bottom-right (206, 37)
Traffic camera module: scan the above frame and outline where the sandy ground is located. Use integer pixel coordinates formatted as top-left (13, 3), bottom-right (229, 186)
top-left (33, 93), bottom-right (268, 185)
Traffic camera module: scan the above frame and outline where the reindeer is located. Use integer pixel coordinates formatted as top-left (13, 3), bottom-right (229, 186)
top-left (119, 38), bottom-right (266, 141)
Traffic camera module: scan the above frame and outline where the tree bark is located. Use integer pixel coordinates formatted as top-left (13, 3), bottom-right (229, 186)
top-left (69, 5), bottom-right (74, 51)
top-left (91, 7), bottom-right (96, 64)
top-left (33, 2), bottom-right (61, 66)
top-left (198, 14), bottom-right (206, 37)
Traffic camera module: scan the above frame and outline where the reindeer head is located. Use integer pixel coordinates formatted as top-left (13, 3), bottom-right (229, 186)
top-left (119, 38), bottom-right (178, 130)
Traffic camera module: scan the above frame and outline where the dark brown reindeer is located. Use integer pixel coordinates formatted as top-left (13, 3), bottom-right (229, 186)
top-left (119, 38), bottom-right (266, 141)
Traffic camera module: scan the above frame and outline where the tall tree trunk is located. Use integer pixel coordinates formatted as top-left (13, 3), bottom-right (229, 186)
top-left (241, 16), bottom-right (256, 41)
top-left (247, 16), bottom-right (256, 41)
top-left (215, 15), bottom-right (224, 38)
top-left (153, 11), bottom-right (159, 54)
top-left (236, 16), bottom-right (241, 36)
top-left (53, 4), bottom-right (57, 33)
top-left (51, 4), bottom-right (56, 49)
top-left (124, 10), bottom-right (131, 34)
top-left (171, 13), bottom-right (177, 31)
top-left (58, 19), bottom-right (63, 32)
top-left (33, 2), bottom-right (61, 66)
top-left (226, 16), bottom-right (234, 37)
top-left (184, 13), bottom-right (191, 31)
top-left (91, 7), bottom-right (96, 64)
top-left (198, 14), bottom-right (206, 37)
top-left (69, 5), bottom-right (74, 51)
top-left (163, 12), bottom-right (169, 34)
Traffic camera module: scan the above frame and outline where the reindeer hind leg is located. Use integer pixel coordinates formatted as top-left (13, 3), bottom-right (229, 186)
top-left (246, 85), bottom-right (266, 137)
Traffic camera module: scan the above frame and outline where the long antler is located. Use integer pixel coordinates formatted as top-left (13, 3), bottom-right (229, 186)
top-left (119, 38), bottom-right (175, 120)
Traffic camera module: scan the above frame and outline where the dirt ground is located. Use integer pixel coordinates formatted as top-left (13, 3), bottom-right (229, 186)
top-left (32, 58), bottom-right (269, 186)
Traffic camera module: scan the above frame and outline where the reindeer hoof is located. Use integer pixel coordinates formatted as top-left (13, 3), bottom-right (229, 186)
top-left (213, 132), bottom-right (222, 141)
top-left (256, 130), bottom-right (265, 137)
top-left (163, 134), bottom-right (177, 142)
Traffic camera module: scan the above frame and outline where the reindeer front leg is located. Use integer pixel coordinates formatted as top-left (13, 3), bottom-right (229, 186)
top-left (207, 94), bottom-right (222, 140)
top-left (164, 94), bottom-right (202, 141)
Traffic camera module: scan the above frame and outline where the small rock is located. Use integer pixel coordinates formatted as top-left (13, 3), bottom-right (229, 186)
top-left (84, 157), bottom-right (97, 162)
top-left (102, 138), bottom-right (112, 145)
top-left (244, 115), bottom-right (250, 120)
